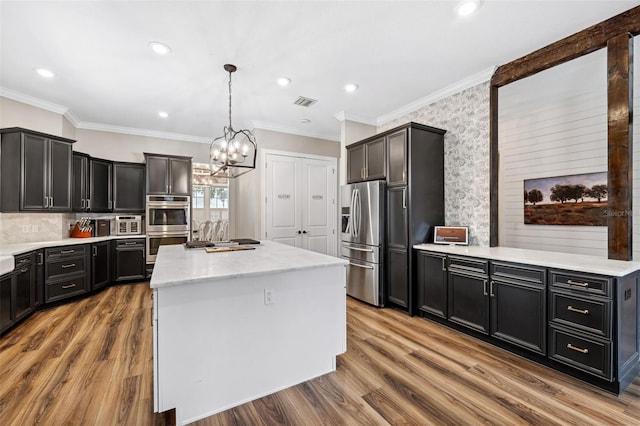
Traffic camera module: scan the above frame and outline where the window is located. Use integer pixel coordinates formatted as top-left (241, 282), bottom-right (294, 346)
top-left (210, 187), bottom-right (229, 208)
top-left (192, 187), bottom-right (205, 208)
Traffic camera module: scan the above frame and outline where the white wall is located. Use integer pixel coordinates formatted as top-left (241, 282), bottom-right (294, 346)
top-left (0, 97), bottom-right (65, 135)
top-left (232, 128), bottom-right (340, 239)
top-left (498, 49), bottom-right (608, 257)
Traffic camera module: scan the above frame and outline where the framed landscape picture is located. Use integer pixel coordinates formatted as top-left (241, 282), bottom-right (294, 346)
top-left (524, 172), bottom-right (607, 226)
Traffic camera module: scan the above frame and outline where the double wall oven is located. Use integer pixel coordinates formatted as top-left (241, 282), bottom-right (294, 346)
top-left (146, 195), bottom-right (190, 263)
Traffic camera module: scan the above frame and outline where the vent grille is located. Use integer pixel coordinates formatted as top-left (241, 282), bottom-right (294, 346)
top-left (293, 96), bottom-right (318, 107)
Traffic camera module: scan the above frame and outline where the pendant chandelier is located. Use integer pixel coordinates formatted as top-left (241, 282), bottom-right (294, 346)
top-left (209, 64), bottom-right (257, 178)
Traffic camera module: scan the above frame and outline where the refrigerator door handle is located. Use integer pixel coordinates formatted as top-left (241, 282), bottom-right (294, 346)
top-left (345, 246), bottom-right (373, 253)
top-left (354, 189), bottom-right (361, 239)
top-left (349, 262), bottom-right (374, 270)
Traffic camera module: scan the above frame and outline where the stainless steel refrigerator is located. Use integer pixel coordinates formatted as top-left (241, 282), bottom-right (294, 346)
top-left (340, 180), bottom-right (385, 306)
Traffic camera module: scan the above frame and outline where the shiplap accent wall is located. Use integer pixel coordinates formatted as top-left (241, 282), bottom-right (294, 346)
top-left (498, 49), bottom-right (608, 256)
top-left (632, 37), bottom-right (639, 260)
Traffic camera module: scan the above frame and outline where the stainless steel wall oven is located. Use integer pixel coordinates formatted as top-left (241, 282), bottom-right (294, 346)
top-left (146, 195), bottom-right (190, 263)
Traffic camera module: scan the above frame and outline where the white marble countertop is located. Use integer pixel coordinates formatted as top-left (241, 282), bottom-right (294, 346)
top-left (0, 235), bottom-right (144, 275)
top-left (150, 240), bottom-right (348, 289)
top-left (414, 244), bottom-right (640, 277)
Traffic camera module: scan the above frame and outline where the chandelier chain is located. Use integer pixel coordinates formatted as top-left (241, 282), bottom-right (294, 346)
top-left (228, 71), bottom-right (232, 130)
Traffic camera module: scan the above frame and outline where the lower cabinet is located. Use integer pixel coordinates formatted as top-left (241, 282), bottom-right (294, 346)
top-left (13, 252), bottom-right (35, 322)
top-left (113, 239), bottom-right (146, 281)
top-left (45, 245), bottom-right (89, 303)
top-left (447, 256), bottom-right (490, 334)
top-left (416, 251), bottom-right (447, 318)
top-left (0, 272), bottom-right (13, 333)
top-left (91, 241), bottom-right (111, 290)
top-left (387, 249), bottom-right (408, 308)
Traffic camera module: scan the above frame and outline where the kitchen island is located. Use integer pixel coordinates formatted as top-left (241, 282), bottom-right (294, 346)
top-left (151, 240), bottom-right (348, 425)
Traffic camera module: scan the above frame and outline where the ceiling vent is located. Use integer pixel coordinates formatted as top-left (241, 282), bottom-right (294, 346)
top-left (293, 96), bottom-right (318, 107)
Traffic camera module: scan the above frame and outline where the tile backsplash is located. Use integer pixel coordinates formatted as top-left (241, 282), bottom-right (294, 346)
top-left (0, 213), bottom-right (75, 244)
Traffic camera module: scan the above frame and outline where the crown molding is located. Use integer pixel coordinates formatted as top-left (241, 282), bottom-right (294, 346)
top-left (76, 121), bottom-right (212, 144)
top-left (333, 111), bottom-right (377, 126)
top-left (1, 86), bottom-right (69, 115)
top-left (377, 65), bottom-right (497, 126)
top-left (251, 120), bottom-right (340, 142)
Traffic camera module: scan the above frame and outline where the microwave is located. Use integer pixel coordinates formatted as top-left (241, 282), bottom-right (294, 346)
top-left (115, 215), bottom-right (142, 235)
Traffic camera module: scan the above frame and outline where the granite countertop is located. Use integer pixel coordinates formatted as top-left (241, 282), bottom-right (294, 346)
top-left (414, 244), bottom-right (640, 277)
top-left (0, 235), bottom-right (145, 275)
top-left (150, 240), bottom-right (348, 289)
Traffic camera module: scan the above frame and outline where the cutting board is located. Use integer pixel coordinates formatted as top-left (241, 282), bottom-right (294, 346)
top-left (205, 245), bottom-right (256, 253)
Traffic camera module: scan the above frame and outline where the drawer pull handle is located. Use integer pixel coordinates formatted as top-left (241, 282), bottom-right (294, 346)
top-left (20, 268), bottom-right (28, 273)
top-left (60, 250), bottom-right (75, 254)
top-left (441, 257), bottom-right (446, 272)
top-left (61, 263), bottom-right (76, 269)
top-left (567, 279), bottom-right (589, 287)
top-left (124, 242), bottom-right (137, 245)
top-left (567, 343), bottom-right (589, 354)
top-left (483, 280), bottom-right (488, 296)
top-left (567, 305), bottom-right (589, 315)
top-left (61, 283), bottom-right (76, 289)
top-left (347, 247), bottom-right (373, 253)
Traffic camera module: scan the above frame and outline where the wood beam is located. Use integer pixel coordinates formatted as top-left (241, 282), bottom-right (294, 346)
top-left (607, 33), bottom-right (633, 261)
top-left (492, 6), bottom-right (640, 88)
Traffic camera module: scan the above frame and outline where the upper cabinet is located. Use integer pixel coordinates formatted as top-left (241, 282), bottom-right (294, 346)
top-left (113, 162), bottom-right (145, 212)
top-left (1, 128), bottom-right (74, 212)
top-left (386, 130), bottom-right (407, 187)
top-left (73, 153), bottom-right (113, 212)
top-left (346, 136), bottom-right (385, 183)
top-left (144, 153), bottom-right (192, 195)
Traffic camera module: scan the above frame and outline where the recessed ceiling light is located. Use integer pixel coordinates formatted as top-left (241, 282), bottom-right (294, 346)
top-left (158, 111), bottom-right (169, 118)
top-left (456, 0), bottom-right (480, 17)
top-left (344, 83), bottom-right (359, 93)
top-left (148, 41), bottom-right (172, 55)
top-left (300, 118), bottom-right (311, 124)
top-left (34, 68), bottom-right (54, 78)
top-left (277, 77), bottom-right (291, 86)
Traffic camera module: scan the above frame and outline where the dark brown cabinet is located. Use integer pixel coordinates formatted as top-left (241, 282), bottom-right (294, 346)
top-left (13, 252), bottom-right (35, 322)
top-left (346, 137), bottom-right (385, 183)
top-left (113, 239), bottom-right (146, 282)
top-left (0, 272), bottom-right (12, 334)
top-left (91, 241), bottom-right (111, 290)
top-left (447, 256), bottom-right (490, 334)
top-left (45, 245), bottom-right (88, 303)
top-left (145, 154), bottom-right (192, 195)
top-left (384, 124), bottom-right (445, 313)
top-left (113, 162), bottom-right (145, 212)
top-left (490, 262), bottom-right (546, 355)
top-left (416, 251), bottom-right (447, 318)
top-left (1, 128), bottom-right (74, 212)
top-left (73, 154), bottom-right (113, 212)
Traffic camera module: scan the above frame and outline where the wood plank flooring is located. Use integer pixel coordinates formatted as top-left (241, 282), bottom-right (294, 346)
top-left (1, 282), bottom-right (639, 425)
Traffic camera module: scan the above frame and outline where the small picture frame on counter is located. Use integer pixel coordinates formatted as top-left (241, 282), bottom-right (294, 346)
top-left (434, 226), bottom-right (469, 245)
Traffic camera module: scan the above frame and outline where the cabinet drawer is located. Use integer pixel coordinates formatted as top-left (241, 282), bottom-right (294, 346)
top-left (549, 270), bottom-right (611, 297)
top-left (46, 276), bottom-right (87, 302)
top-left (549, 326), bottom-right (611, 380)
top-left (14, 252), bottom-right (33, 268)
top-left (47, 256), bottom-right (86, 280)
top-left (549, 291), bottom-right (611, 338)
top-left (46, 245), bottom-right (87, 259)
top-left (116, 239), bottom-right (145, 248)
top-left (490, 261), bottom-right (545, 284)
top-left (448, 255), bottom-right (488, 275)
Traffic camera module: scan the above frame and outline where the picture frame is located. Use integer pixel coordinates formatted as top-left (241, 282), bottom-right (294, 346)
top-left (433, 226), bottom-right (469, 245)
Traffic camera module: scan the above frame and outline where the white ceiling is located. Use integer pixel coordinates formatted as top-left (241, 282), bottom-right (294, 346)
top-left (0, 1), bottom-right (636, 143)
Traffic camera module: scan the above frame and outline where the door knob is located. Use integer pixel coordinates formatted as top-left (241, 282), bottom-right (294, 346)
top-left (302, 230), bottom-right (308, 234)
top-left (297, 230), bottom-right (302, 234)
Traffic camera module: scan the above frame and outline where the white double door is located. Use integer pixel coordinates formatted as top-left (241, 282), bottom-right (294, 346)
top-left (265, 153), bottom-right (337, 256)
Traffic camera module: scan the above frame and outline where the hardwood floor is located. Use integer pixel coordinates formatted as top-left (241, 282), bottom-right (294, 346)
top-left (1, 283), bottom-right (639, 425)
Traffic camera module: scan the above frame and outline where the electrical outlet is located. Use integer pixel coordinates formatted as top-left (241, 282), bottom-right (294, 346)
top-left (264, 288), bottom-right (274, 305)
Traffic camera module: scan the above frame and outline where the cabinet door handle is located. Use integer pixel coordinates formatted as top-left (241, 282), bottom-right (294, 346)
top-left (483, 280), bottom-right (488, 296)
top-left (60, 250), bottom-right (75, 254)
top-left (38, 252), bottom-right (43, 265)
top-left (166, 184), bottom-right (169, 193)
top-left (567, 279), bottom-right (589, 288)
top-left (20, 267), bottom-right (28, 273)
top-left (402, 189), bottom-right (406, 209)
top-left (567, 305), bottom-right (589, 315)
top-left (87, 199), bottom-right (91, 210)
top-left (61, 283), bottom-right (77, 289)
top-left (108, 200), bottom-right (113, 210)
top-left (567, 343), bottom-right (589, 354)
top-left (441, 257), bottom-right (446, 272)
top-left (61, 263), bottom-right (76, 269)
top-left (490, 281), bottom-right (495, 297)
top-left (44, 196), bottom-right (49, 208)
top-left (81, 198), bottom-right (85, 209)
top-left (50, 196), bottom-right (54, 207)
top-left (93, 246), bottom-right (97, 256)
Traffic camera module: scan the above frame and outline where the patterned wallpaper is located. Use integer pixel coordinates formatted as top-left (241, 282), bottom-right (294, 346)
top-left (378, 82), bottom-right (490, 246)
